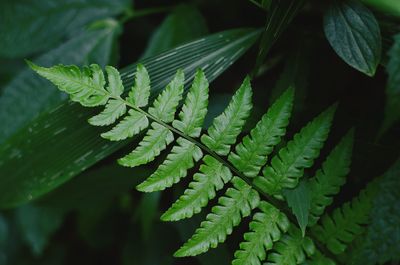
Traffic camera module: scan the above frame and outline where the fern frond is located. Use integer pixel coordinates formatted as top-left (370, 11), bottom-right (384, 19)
top-left (29, 63), bottom-right (109, 107)
top-left (173, 69), bottom-right (209, 137)
top-left (88, 99), bottom-right (127, 126)
top-left (232, 201), bottom-right (290, 265)
top-left (148, 69), bottom-right (184, 122)
top-left (105, 66), bottom-right (124, 97)
top-left (137, 138), bottom-right (203, 192)
top-left (228, 87), bottom-right (294, 177)
top-left (127, 64), bottom-right (150, 107)
top-left (101, 110), bottom-right (148, 141)
top-left (118, 122), bottom-right (174, 167)
top-left (254, 105), bottom-right (336, 197)
top-left (201, 77), bottom-right (253, 155)
top-left (307, 129), bottom-right (354, 226)
top-left (174, 177), bottom-right (260, 257)
top-left (32, 61), bottom-right (358, 265)
top-left (311, 184), bottom-right (378, 254)
top-left (161, 155), bottom-right (232, 221)
top-left (265, 227), bottom-right (315, 265)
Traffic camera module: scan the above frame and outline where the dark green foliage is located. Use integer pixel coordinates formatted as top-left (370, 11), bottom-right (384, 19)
top-left (324, 0), bottom-right (382, 76)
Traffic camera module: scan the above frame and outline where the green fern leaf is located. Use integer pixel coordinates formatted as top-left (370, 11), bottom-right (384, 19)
top-left (118, 123), bottom-right (174, 167)
top-left (175, 177), bottom-right (260, 257)
top-left (232, 201), bottom-right (290, 265)
top-left (173, 69), bottom-right (209, 137)
top-left (201, 77), bottom-right (253, 156)
top-left (28, 62), bottom-right (109, 107)
top-left (254, 105), bottom-right (336, 197)
top-left (161, 155), bottom-right (232, 221)
top-left (31, 61), bottom-right (359, 265)
top-left (265, 227), bottom-right (315, 265)
top-left (137, 138), bottom-right (203, 192)
top-left (148, 69), bottom-right (184, 122)
top-left (228, 87), bottom-right (294, 177)
top-left (100, 109), bottom-right (149, 141)
top-left (88, 99), bottom-right (126, 126)
top-left (312, 185), bottom-right (378, 255)
top-left (127, 64), bottom-right (151, 107)
top-left (308, 129), bottom-right (354, 226)
top-left (105, 66), bottom-right (124, 97)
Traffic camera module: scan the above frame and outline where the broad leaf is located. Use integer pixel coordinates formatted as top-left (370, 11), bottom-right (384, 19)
top-left (324, 0), bottom-right (382, 76)
top-left (141, 4), bottom-right (208, 58)
top-left (0, 0), bottom-right (129, 58)
top-left (0, 22), bottom-right (121, 144)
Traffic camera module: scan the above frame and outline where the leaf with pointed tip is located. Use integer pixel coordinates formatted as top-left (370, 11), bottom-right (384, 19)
top-left (105, 66), bottom-right (124, 96)
top-left (100, 109), bottom-right (148, 141)
top-left (148, 70), bottom-right (184, 123)
top-left (173, 69), bottom-right (209, 137)
top-left (88, 99), bottom-right (126, 126)
top-left (137, 138), bottom-right (203, 192)
top-left (174, 177), bottom-right (260, 257)
top-left (323, 0), bottom-right (381, 76)
top-left (254, 105), bottom-right (336, 197)
top-left (232, 201), bottom-right (289, 265)
top-left (228, 88), bottom-right (294, 177)
top-left (118, 123), bottom-right (174, 168)
top-left (127, 64), bottom-right (151, 107)
top-left (161, 155), bottom-right (232, 221)
top-left (201, 77), bottom-right (253, 156)
top-left (284, 181), bottom-right (311, 236)
top-left (29, 62), bottom-right (109, 107)
top-left (308, 130), bottom-right (354, 226)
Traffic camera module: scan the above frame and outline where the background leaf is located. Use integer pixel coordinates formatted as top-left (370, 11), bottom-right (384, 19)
top-left (15, 205), bottom-right (64, 256)
top-left (0, 21), bottom-right (121, 144)
top-left (141, 4), bottom-right (208, 59)
top-left (381, 33), bottom-right (400, 134)
top-left (0, 28), bottom-right (260, 208)
top-left (323, 0), bottom-right (382, 76)
top-left (0, 0), bottom-right (130, 58)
